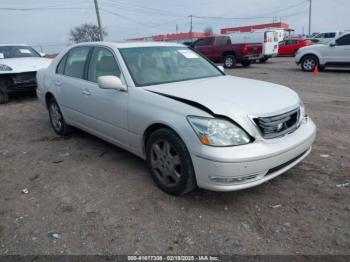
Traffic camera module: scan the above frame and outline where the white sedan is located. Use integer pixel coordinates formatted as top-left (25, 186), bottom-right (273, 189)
top-left (37, 41), bottom-right (316, 195)
top-left (0, 44), bottom-right (51, 104)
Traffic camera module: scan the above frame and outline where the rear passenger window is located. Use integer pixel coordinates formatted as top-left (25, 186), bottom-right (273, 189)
top-left (64, 47), bottom-right (90, 79)
top-left (88, 47), bottom-right (121, 82)
top-left (56, 54), bottom-right (67, 74)
top-left (215, 37), bottom-right (231, 46)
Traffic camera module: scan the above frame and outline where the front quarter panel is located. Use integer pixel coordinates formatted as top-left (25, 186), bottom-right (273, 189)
top-left (127, 86), bottom-right (212, 159)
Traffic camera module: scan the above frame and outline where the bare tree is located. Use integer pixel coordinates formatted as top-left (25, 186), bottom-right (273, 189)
top-left (69, 23), bottom-right (108, 43)
top-left (204, 26), bottom-right (214, 36)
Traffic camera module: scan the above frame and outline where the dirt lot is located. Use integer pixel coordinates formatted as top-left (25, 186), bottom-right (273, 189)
top-left (0, 57), bottom-right (349, 255)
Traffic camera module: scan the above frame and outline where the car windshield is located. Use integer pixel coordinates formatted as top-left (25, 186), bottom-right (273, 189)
top-left (0, 46), bottom-right (40, 59)
top-left (119, 46), bottom-right (223, 87)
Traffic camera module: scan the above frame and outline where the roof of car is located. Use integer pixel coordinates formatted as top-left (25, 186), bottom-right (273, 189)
top-left (72, 41), bottom-right (185, 49)
top-left (283, 38), bottom-right (305, 41)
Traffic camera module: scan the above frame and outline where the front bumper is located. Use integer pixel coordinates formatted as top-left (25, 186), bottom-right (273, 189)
top-left (1, 72), bottom-right (37, 93)
top-left (191, 118), bottom-right (316, 192)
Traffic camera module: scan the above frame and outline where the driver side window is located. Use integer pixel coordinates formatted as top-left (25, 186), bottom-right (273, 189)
top-left (88, 47), bottom-right (121, 83)
top-left (336, 35), bottom-right (350, 46)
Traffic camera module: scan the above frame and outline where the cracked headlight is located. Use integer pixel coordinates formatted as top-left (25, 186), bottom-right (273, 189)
top-left (187, 116), bottom-right (252, 146)
top-left (0, 64), bottom-right (12, 71)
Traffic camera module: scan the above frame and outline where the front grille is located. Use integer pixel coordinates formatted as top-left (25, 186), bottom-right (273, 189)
top-left (12, 72), bottom-right (37, 85)
top-left (254, 108), bottom-right (300, 139)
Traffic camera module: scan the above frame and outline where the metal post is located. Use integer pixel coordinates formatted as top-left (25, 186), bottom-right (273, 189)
top-left (308, 0), bottom-right (312, 36)
top-left (93, 0), bottom-right (104, 41)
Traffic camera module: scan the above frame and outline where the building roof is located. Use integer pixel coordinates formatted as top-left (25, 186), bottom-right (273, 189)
top-left (221, 22), bottom-right (289, 34)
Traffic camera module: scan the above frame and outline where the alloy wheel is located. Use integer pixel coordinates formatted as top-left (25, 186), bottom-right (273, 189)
top-left (150, 139), bottom-right (182, 187)
top-left (49, 102), bottom-right (63, 131)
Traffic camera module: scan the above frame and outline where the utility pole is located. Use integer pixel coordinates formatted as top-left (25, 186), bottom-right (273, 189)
top-left (308, 0), bottom-right (312, 36)
top-left (189, 14), bottom-right (193, 42)
top-left (93, 0), bottom-right (104, 41)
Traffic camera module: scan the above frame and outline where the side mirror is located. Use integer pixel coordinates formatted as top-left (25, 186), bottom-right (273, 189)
top-left (97, 76), bottom-right (126, 91)
top-left (329, 41), bottom-right (336, 47)
top-left (217, 65), bottom-right (224, 73)
top-left (39, 52), bottom-right (46, 57)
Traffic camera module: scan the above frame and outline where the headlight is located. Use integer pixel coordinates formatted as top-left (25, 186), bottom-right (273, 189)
top-left (299, 100), bottom-right (308, 124)
top-left (187, 116), bottom-right (252, 146)
top-left (0, 64), bottom-right (12, 71)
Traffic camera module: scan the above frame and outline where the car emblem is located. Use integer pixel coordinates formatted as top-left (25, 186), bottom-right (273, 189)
top-left (277, 123), bottom-right (284, 131)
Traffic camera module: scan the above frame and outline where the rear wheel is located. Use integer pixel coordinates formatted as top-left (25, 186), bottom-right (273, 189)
top-left (241, 60), bottom-right (252, 67)
top-left (146, 128), bottom-right (197, 195)
top-left (0, 79), bottom-right (9, 104)
top-left (259, 57), bottom-right (268, 63)
top-left (48, 97), bottom-right (74, 136)
top-left (301, 55), bottom-right (318, 72)
top-left (223, 54), bottom-right (237, 68)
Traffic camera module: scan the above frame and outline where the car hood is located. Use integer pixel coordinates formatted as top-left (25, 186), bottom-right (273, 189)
top-left (301, 44), bottom-right (325, 51)
top-left (143, 75), bottom-right (300, 121)
top-left (0, 57), bottom-right (52, 74)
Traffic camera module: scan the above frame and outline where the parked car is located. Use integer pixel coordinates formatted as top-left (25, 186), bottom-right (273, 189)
top-left (229, 30), bottom-right (279, 62)
top-left (295, 32), bottom-right (350, 71)
top-left (191, 36), bottom-right (262, 68)
top-left (278, 38), bottom-right (313, 56)
top-left (0, 44), bottom-right (51, 104)
top-left (37, 42), bottom-right (316, 195)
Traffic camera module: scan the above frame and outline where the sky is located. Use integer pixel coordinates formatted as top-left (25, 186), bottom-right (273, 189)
top-left (0, 0), bottom-right (349, 53)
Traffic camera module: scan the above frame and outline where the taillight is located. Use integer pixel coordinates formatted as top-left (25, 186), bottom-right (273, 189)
top-left (243, 45), bottom-right (249, 54)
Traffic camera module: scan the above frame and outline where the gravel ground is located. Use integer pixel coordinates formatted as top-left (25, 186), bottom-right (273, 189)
top-left (0, 57), bottom-right (349, 255)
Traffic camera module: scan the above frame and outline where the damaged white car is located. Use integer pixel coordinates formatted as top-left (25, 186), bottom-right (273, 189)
top-left (37, 42), bottom-right (316, 195)
top-left (0, 44), bottom-right (51, 104)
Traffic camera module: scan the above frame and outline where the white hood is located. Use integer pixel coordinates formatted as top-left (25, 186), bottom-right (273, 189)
top-left (0, 57), bottom-right (52, 74)
top-left (144, 75), bottom-right (300, 119)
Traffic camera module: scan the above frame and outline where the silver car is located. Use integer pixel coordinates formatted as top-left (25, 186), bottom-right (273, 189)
top-left (37, 42), bottom-right (316, 195)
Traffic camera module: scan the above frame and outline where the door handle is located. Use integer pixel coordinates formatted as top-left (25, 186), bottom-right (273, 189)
top-left (82, 89), bottom-right (91, 96)
top-left (54, 81), bottom-right (61, 86)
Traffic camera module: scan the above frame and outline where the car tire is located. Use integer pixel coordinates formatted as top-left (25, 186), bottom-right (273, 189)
top-left (0, 79), bottom-right (9, 104)
top-left (223, 54), bottom-right (237, 68)
top-left (47, 97), bottom-right (74, 136)
top-left (241, 60), bottom-right (252, 67)
top-left (146, 128), bottom-right (197, 195)
top-left (259, 57), bottom-right (268, 63)
top-left (301, 55), bottom-right (319, 72)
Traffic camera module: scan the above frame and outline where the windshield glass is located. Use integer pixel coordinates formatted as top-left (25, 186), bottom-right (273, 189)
top-left (119, 46), bottom-right (223, 87)
top-left (0, 46), bottom-right (40, 59)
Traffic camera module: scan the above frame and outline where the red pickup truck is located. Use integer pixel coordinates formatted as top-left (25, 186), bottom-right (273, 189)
top-left (191, 36), bottom-right (262, 68)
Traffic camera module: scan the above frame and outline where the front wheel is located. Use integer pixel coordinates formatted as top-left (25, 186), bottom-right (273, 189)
top-left (48, 97), bottom-right (74, 136)
top-left (0, 79), bottom-right (9, 104)
top-left (146, 128), bottom-right (197, 195)
top-left (223, 55), bottom-right (237, 68)
top-left (241, 60), bottom-right (252, 67)
top-left (301, 55), bottom-right (318, 72)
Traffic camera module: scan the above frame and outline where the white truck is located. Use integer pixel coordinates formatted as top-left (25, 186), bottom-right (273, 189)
top-left (229, 31), bottom-right (279, 62)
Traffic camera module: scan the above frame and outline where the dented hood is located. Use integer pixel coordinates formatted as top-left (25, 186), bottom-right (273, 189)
top-left (143, 75), bottom-right (300, 120)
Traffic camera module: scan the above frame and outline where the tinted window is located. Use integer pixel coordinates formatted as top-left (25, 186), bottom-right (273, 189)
top-left (88, 47), bottom-right (121, 82)
top-left (215, 37), bottom-right (231, 46)
top-left (64, 47), bottom-right (90, 79)
top-left (194, 38), bottom-right (213, 47)
top-left (336, 35), bottom-right (350, 46)
top-left (326, 33), bottom-right (336, 38)
top-left (56, 54), bottom-right (68, 74)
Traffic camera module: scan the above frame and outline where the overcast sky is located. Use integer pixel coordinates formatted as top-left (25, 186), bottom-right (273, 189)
top-left (1, 0), bottom-right (349, 53)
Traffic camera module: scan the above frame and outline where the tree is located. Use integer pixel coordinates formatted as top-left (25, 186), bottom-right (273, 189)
top-left (69, 23), bottom-right (108, 43)
top-left (204, 26), bottom-right (214, 36)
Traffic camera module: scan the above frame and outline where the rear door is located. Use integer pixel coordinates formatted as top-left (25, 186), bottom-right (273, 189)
top-left (54, 46), bottom-right (92, 125)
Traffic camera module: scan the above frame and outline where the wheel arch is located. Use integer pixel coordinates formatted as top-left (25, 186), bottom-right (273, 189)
top-left (223, 51), bottom-right (236, 59)
top-left (45, 92), bottom-right (55, 109)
